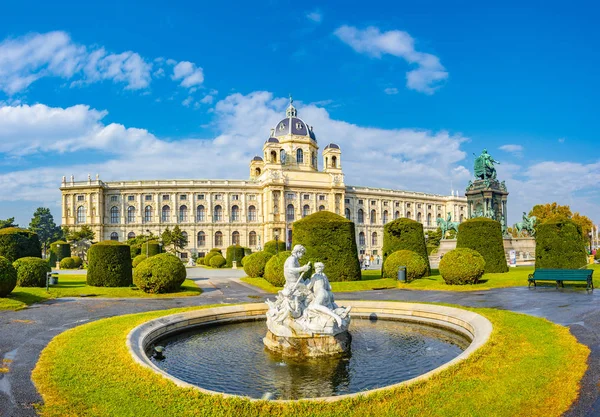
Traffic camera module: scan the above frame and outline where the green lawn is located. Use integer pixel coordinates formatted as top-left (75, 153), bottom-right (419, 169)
top-left (31, 303), bottom-right (589, 417)
top-left (0, 274), bottom-right (202, 311)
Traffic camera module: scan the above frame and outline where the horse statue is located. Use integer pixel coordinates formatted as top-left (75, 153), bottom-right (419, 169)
top-left (513, 212), bottom-right (537, 237)
top-left (437, 212), bottom-right (460, 239)
top-left (473, 149), bottom-right (500, 180)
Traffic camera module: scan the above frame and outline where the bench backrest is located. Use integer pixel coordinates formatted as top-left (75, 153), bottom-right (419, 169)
top-left (533, 269), bottom-right (593, 278)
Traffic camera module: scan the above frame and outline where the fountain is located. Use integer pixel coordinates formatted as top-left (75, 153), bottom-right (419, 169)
top-left (263, 245), bottom-right (352, 357)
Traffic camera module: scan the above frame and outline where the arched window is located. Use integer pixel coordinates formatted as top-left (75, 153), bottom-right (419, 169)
top-left (110, 206), bottom-right (119, 224)
top-left (345, 208), bottom-right (351, 220)
top-left (303, 205), bottom-right (310, 218)
top-left (427, 213), bottom-right (432, 226)
top-left (213, 205), bottom-right (222, 221)
top-left (394, 210), bottom-right (400, 220)
top-left (196, 205), bottom-right (205, 222)
top-left (76, 206), bottom-right (86, 224)
top-left (287, 204), bottom-right (295, 221)
top-left (110, 232), bottom-right (119, 241)
top-left (270, 151), bottom-right (277, 162)
top-left (383, 210), bottom-right (389, 224)
top-left (128, 232), bottom-right (136, 240)
top-left (371, 232), bottom-right (377, 246)
top-left (406, 211), bottom-right (411, 219)
top-left (359, 231), bottom-right (365, 246)
top-left (179, 205), bottom-right (188, 222)
top-left (460, 214), bottom-right (464, 222)
top-left (370, 209), bottom-right (376, 224)
top-left (144, 205), bottom-right (152, 223)
top-left (280, 149), bottom-right (286, 164)
top-left (197, 231), bottom-right (205, 247)
top-left (255, 168), bottom-right (261, 176)
top-left (232, 231), bottom-right (240, 245)
top-left (311, 151), bottom-right (316, 167)
top-left (357, 209), bottom-right (364, 224)
top-left (161, 205), bottom-right (170, 222)
top-left (417, 212), bottom-right (422, 222)
top-left (249, 231), bottom-right (257, 246)
top-left (127, 206), bottom-right (135, 223)
top-left (231, 205), bottom-right (240, 221)
top-left (214, 231), bottom-right (223, 247)
top-left (181, 232), bottom-right (188, 246)
top-left (248, 205), bottom-right (257, 222)
top-left (296, 148), bottom-right (303, 163)
top-left (331, 156), bottom-right (337, 168)
top-left (319, 205), bottom-right (325, 211)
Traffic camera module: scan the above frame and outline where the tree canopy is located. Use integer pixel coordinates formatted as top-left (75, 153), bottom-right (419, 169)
top-left (529, 203), bottom-right (593, 243)
top-left (161, 226), bottom-right (187, 254)
top-left (64, 225), bottom-right (96, 242)
top-left (29, 207), bottom-right (62, 248)
top-left (0, 217), bottom-right (18, 229)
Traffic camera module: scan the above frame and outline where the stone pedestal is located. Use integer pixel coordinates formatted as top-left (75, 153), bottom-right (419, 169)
top-left (263, 330), bottom-right (351, 358)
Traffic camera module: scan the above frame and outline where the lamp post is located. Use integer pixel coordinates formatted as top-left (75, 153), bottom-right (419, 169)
top-left (145, 229), bottom-right (151, 257)
top-left (589, 231), bottom-right (593, 254)
top-left (275, 233), bottom-right (279, 256)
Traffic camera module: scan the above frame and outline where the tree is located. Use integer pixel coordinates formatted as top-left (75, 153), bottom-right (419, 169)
top-left (0, 217), bottom-right (17, 229)
top-left (29, 207), bottom-right (62, 256)
top-left (65, 225), bottom-right (95, 242)
top-left (161, 226), bottom-right (187, 254)
top-left (529, 203), bottom-right (593, 244)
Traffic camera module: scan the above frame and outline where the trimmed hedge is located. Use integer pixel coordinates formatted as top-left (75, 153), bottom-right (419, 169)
top-left (87, 241), bottom-right (132, 287)
top-left (291, 211), bottom-right (361, 282)
top-left (133, 253), bottom-right (186, 293)
top-left (13, 257), bottom-right (50, 287)
top-left (0, 227), bottom-right (42, 262)
top-left (382, 250), bottom-right (428, 281)
top-left (132, 254), bottom-right (148, 268)
top-left (535, 219), bottom-right (588, 269)
top-left (140, 241), bottom-right (161, 257)
top-left (209, 254), bottom-right (226, 268)
top-left (59, 257), bottom-right (77, 269)
top-left (439, 248), bottom-right (486, 285)
top-left (264, 251), bottom-right (291, 287)
top-left (197, 257), bottom-right (205, 265)
top-left (50, 241), bottom-right (71, 263)
top-left (457, 218), bottom-right (508, 273)
top-left (382, 218), bottom-right (430, 276)
top-left (225, 245), bottom-right (245, 267)
top-left (243, 251), bottom-right (273, 278)
top-left (72, 256), bottom-right (83, 268)
top-left (0, 256), bottom-right (17, 297)
top-left (264, 240), bottom-right (286, 255)
top-left (204, 251), bottom-right (218, 266)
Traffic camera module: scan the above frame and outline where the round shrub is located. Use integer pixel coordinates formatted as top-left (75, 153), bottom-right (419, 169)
top-left (13, 257), bottom-right (50, 287)
top-left (0, 256), bottom-right (17, 297)
top-left (197, 257), bottom-right (205, 265)
top-left (382, 218), bottom-right (430, 276)
top-left (140, 241), bottom-right (161, 257)
top-left (71, 256), bottom-right (83, 268)
top-left (291, 211), bottom-right (361, 282)
top-left (457, 218), bottom-right (508, 273)
top-left (50, 240), bottom-right (71, 262)
top-left (0, 228), bottom-right (42, 262)
top-left (243, 251), bottom-right (273, 278)
top-left (133, 253), bottom-right (186, 293)
top-left (439, 248), bottom-right (486, 285)
top-left (382, 250), bottom-right (428, 281)
top-left (204, 251), bottom-right (218, 266)
top-left (87, 241), bottom-right (132, 287)
top-left (209, 254), bottom-right (226, 268)
top-left (595, 251), bottom-right (600, 261)
top-left (210, 248), bottom-right (222, 254)
top-left (535, 219), bottom-right (588, 269)
top-left (264, 251), bottom-right (291, 287)
top-left (240, 256), bottom-right (247, 266)
top-left (132, 254), bottom-right (148, 268)
top-left (226, 245), bottom-right (245, 267)
top-left (59, 257), bottom-right (77, 269)
top-left (264, 240), bottom-right (286, 255)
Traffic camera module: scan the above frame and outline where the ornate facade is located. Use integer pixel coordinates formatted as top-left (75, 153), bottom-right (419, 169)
top-left (60, 100), bottom-right (467, 258)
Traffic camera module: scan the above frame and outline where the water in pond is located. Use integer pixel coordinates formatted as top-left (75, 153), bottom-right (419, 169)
top-left (148, 319), bottom-right (468, 400)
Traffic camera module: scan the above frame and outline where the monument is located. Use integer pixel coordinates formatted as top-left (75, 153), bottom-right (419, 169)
top-left (264, 245), bottom-right (352, 357)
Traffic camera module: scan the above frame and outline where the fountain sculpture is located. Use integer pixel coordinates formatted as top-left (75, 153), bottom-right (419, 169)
top-left (264, 245), bottom-right (352, 357)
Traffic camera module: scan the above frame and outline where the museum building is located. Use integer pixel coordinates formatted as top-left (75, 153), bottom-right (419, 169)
top-left (60, 100), bottom-right (467, 258)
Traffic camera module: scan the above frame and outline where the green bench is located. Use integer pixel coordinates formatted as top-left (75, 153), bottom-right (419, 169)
top-left (528, 269), bottom-right (594, 291)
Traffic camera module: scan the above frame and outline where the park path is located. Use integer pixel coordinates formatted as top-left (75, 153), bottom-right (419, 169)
top-left (0, 269), bottom-right (598, 417)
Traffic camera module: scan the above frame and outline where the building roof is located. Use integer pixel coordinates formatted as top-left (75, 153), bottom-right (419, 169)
top-left (272, 97), bottom-right (317, 141)
top-left (265, 137), bottom-right (279, 143)
top-left (252, 156), bottom-right (263, 161)
top-left (324, 143), bottom-right (340, 150)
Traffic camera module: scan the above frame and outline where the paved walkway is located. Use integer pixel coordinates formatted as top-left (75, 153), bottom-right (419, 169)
top-left (0, 269), bottom-right (598, 416)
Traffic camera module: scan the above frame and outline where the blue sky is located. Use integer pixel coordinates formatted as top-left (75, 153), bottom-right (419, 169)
top-left (0, 0), bottom-right (598, 227)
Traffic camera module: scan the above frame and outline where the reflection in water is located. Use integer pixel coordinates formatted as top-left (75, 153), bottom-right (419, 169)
top-left (149, 319), bottom-right (468, 400)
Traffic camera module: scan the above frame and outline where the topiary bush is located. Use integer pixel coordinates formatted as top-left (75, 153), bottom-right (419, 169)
top-left (0, 256), bottom-right (17, 297)
top-left (382, 250), bottom-right (428, 281)
top-left (71, 256), bottom-right (83, 268)
top-left (439, 248), bottom-right (486, 285)
top-left (264, 251), bottom-right (291, 287)
top-left (457, 218), bottom-right (508, 273)
top-left (243, 251), bottom-right (273, 278)
top-left (133, 253), bottom-right (186, 294)
top-left (13, 257), bottom-right (50, 287)
top-left (226, 245), bottom-right (245, 267)
top-left (59, 257), bottom-right (77, 269)
top-left (382, 218), bottom-right (430, 276)
top-left (87, 241), bottom-right (132, 287)
top-left (291, 211), bottom-right (361, 282)
top-left (535, 219), bottom-right (588, 269)
top-left (209, 254), bottom-right (226, 268)
top-left (132, 254), bottom-right (148, 268)
top-left (140, 241), bottom-right (161, 257)
top-left (264, 240), bottom-right (286, 255)
top-left (0, 228), bottom-right (42, 262)
top-left (197, 257), bottom-right (205, 265)
top-left (50, 240), bottom-right (71, 262)
top-left (204, 251), bottom-right (218, 266)
top-left (595, 251), bottom-right (600, 261)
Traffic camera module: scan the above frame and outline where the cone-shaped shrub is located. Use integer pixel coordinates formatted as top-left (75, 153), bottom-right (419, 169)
top-left (457, 218), bottom-right (508, 273)
top-left (13, 257), bottom-right (50, 287)
top-left (439, 248), bottom-right (486, 285)
top-left (264, 251), bottom-right (291, 287)
top-left (383, 250), bottom-right (428, 281)
top-left (0, 256), bottom-right (17, 297)
top-left (535, 219), bottom-right (588, 269)
top-left (243, 251), bottom-right (273, 278)
top-left (264, 240), bottom-right (286, 255)
top-left (225, 245), bottom-right (245, 267)
top-left (87, 241), bottom-right (132, 287)
top-left (382, 218), bottom-right (430, 276)
top-left (291, 211), bottom-right (361, 282)
top-left (133, 253), bottom-right (186, 293)
top-left (0, 228), bottom-right (41, 262)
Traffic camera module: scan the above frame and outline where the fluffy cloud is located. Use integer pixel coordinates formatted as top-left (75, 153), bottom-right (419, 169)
top-left (384, 87), bottom-right (399, 95)
top-left (171, 61), bottom-right (204, 88)
top-left (334, 25), bottom-right (448, 94)
top-left (306, 10), bottom-right (323, 23)
top-left (499, 144), bottom-right (524, 157)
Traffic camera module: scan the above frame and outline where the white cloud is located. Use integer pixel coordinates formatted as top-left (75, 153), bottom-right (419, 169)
top-left (182, 96), bottom-right (194, 107)
top-left (334, 25), bottom-right (448, 94)
top-left (384, 87), bottom-right (399, 95)
top-left (171, 61), bottom-right (204, 88)
top-left (200, 95), bottom-right (214, 104)
top-left (306, 10), bottom-right (323, 23)
top-left (558, 137), bottom-right (565, 143)
top-left (499, 144), bottom-right (524, 157)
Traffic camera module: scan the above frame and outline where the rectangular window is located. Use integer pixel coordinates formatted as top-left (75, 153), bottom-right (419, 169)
top-left (358, 199), bottom-right (364, 205)
top-left (383, 201), bottom-right (388, 206)
top-left (162, 195), bottom-right (169, 201)
top-left (418, 203), bottom-right (422, 208)
top-left (344, 198), bottom-right (350, 204)
top-left (77, 195), bottom-right (84, 201)
top-left (197, 194), bottom-right (205, 200)
top-left (214, 194), bottom-right (222, 201)
top-left (145, 195), bottom-right (152, 201)
top-left (303, 194), bottom-right (310, 200)
top-left (395, 202), bottom-right (400, 207)
top-left (286, 193), bottom-right (295, 200)
top-left (407, 203), bottom-right (411, 208)
top-left (180, 195), bottom-right (187, 201)
top-left (438, 205), bottom-right (441, 210)
top-left (371, 200), bottom-right (376, 206)
top-left (319, 195), bottom-right (326, 201)
top-left (428, 205), bottom-right (432, 210)
top-left (110, 195), bottom-right (118, 202)
top-left (128, 195), bottom-right (135, 201)
top-left (248, 194), bottom-right (256, 200)
top-left (231, 194), bottom-right (239, 201)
